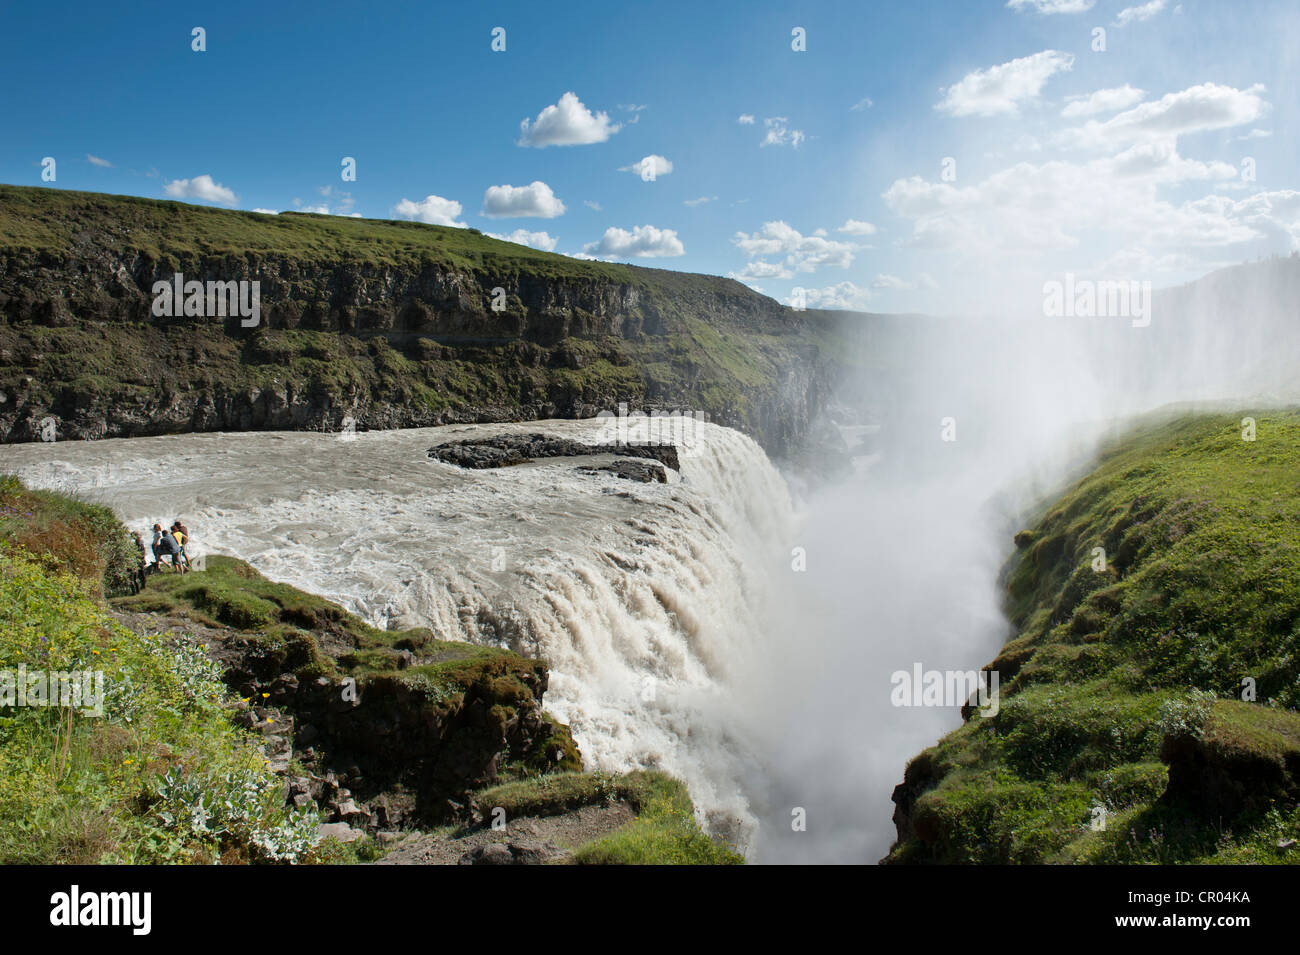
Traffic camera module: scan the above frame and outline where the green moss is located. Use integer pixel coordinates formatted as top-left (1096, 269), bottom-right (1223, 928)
top-left (888, 409), bottom-right (1300, 865)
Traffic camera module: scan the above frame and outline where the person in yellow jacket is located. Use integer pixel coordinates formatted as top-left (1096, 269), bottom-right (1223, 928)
top-left (170, 520), bottom-right (191, 572)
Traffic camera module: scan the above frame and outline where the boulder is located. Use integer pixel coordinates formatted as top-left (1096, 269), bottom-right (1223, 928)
top-left (316, 822), bottom-right (364, 844)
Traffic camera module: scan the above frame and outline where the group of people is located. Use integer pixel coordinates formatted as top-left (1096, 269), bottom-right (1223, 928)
top-left (127, 520), bottom-right (193, 592)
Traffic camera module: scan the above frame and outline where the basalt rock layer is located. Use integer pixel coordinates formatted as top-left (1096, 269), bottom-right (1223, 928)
top-left (0, 185), bottom-right (853, 458)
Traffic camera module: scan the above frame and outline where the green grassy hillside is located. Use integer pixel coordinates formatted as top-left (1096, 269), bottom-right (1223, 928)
top-left (887, 410), bottom-right (1300, 864)
top-left (0, 184), bottom-right (689, 283)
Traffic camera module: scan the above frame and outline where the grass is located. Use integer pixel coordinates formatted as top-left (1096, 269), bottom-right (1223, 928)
top-left (0, 185), bottom-right (638, 277)
top-left (475, 769), bottom-right (666, 818)
top-left (0, 474), bottom-right (136, 597)
top-left (472, 770), bottom-right (744, 865)
top-left (0, 546), bottom-right (325, 863)
top-left (572, 773), bottom-right (745, 865)
top-left (887, 409), bottom-right (1300, 865)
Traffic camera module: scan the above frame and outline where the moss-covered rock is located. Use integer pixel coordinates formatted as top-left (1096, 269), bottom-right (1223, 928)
top-left (111, 554), bottom-right (581, 823)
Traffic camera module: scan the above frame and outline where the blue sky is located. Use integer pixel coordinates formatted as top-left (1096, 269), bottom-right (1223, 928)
top-left (2, 0), bottom-right (1298, 314)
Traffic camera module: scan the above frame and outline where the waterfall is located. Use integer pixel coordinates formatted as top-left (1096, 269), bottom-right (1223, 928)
top-left (6, 417), bottom-right (796, 847)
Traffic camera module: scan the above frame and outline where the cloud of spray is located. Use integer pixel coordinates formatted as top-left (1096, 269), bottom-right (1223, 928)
top-left (737, 255), bottom-right (1300, 863)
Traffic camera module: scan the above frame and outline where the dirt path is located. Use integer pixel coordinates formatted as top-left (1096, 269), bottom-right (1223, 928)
top-left (376, 802), bottom-right (635, 865)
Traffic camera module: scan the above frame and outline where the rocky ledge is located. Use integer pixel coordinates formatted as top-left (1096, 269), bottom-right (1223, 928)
top-left (576, 459), bottom-right (667, 483)
top-left (110, 555), bottom-right (582, 839)
top-left (428, 433), bottom-right (680, 471)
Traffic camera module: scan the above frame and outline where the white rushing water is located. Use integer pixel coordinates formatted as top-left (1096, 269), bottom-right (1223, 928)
top-left (3, 417), bottom-right (797, 847)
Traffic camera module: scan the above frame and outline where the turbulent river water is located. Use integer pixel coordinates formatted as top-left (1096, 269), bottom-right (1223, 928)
top-left (5, 417), bottom-right (833, 855)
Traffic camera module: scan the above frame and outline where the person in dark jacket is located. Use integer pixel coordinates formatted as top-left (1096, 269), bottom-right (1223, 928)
top-left (152, 523), bottom-right (181, 571)
top-left (130, 531), bottom-right (148, 591)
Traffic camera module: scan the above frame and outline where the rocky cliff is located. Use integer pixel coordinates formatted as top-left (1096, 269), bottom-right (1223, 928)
top-left (0, 185), bottom-right (850, 458)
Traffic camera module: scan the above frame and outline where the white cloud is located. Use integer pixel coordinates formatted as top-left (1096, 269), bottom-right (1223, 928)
top-left (838, 219), bottom-right (878, 236)
top-left (518, 92), bottom-right (621, 147)
top-left (164, 174), bottom-right (237, 205)
top-left (732, 221), bottom-right (854, 273)
top-left (583, 199), bottom-right (602, 211)
top-left (251, 208), bottom-right (278, 215)
top-left (486, 229), bottom-right (558, 252)
top-left (883, 141), bottom-right (1260, 259)
top-left (1060, 83), bottom-right (1269, 150)
top-left (871, 273), bottom-right (936, 291)
top-left (789, 281), bottom-right (874, 310)
top-left (1061, 85), bottom-right (1146, 118)
top-left (850, 97), bottom-right (874, 112)
top-left (620, 155), bottom-right (674, 179)
top-left (738, 114), bottom-right (755, 124)
top-left (937, 50), bottom-right (1074, 117)
top-left (1238, 128), bottom-right (1273, 141)
top-left (684, 196), bottom-right (718, 207)
top-left (292, 191), bottom-right (357, 217)
top-left (391, 195), bottom-right (467, 227)
top-left (1006, 0), bottom-right (1095, 12)
top-left (729, 260), bottom-right (791, 280)
top-left (583, 225), bottom-right (684, 258)
top-left (86, 154), bottom-right (111, 167)
top-left (482, 181), bottom-right (566, 218)
top-left (1114, 0), bottom-right (1166, 27)
top-left (761, 117), bottom-right (806, 148)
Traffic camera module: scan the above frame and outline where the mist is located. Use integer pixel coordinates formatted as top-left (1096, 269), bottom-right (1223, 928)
top-left (741, 255), bottom-right (1300, 863)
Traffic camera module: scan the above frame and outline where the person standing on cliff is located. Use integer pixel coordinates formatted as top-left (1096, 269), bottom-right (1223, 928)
top-left (152, 523), bottom-right (181, 572)
top-left (130, 531), bottom-right (148, 591)
top-left (171, 521), bottom-right (191, 572)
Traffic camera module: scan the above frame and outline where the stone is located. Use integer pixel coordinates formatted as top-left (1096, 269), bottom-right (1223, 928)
top-left (429, 433), bottom-right (680, 472)
top-left (457, 841), bottom-right (568, 865)
top-left (316, 822), bottom-right (363, 844)
top-left (458, 843), bottom-right (513, 865)
top-left (576, 459), bottom-right (667, 483)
